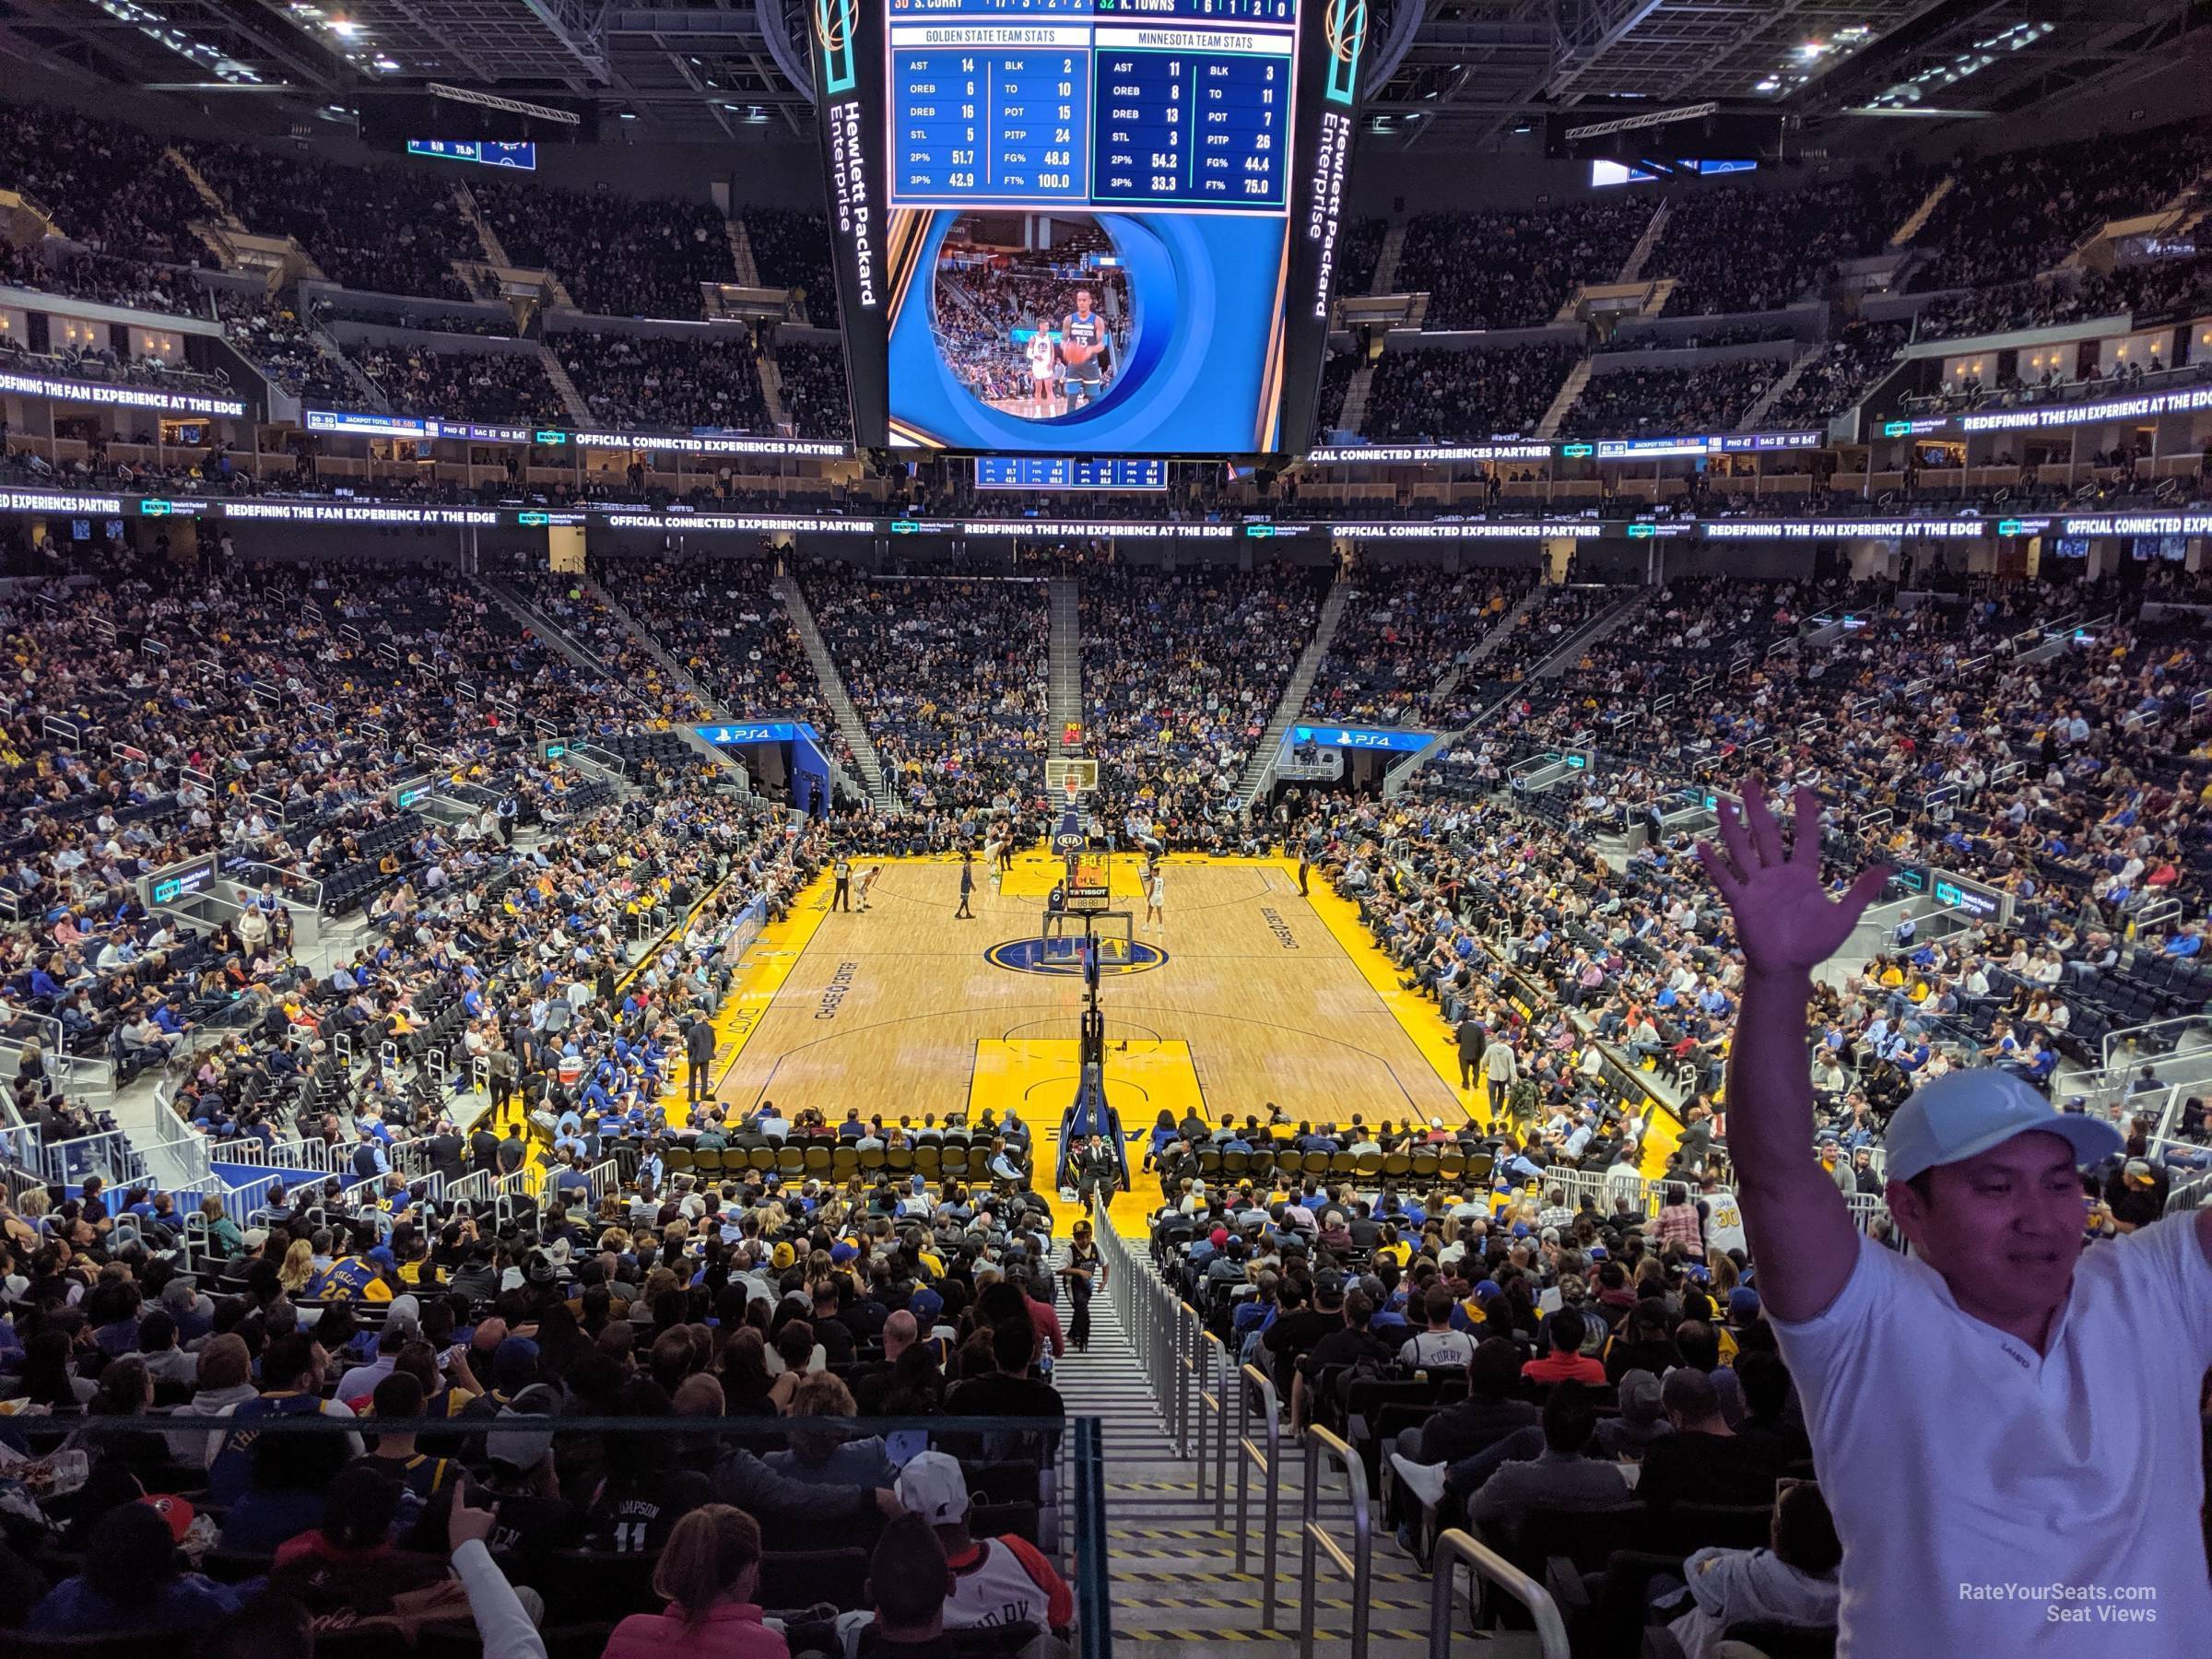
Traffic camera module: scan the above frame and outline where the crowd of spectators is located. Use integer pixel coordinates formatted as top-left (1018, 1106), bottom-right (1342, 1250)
top-left (1908, 121), bottom-right (2212, 296)
top-left (0, 103), bottom-right (212, 280)
top-left (1601, 322), bottom-right (1798, 354)
top-left (1653, 171), bottom-right (1925, 317)
top-left (179, 141), bottom-right (476, 304)
top-left (806, 568), bottom-right (1048, 810)
top-left (0, 240), bottom-right (206, 318)
top-left (1305, 567), bottom-right (1536, 728)
top-left (0, 618), bottom-right (1097, 1651)
top-left (594, 558), bottom-right (847, 768)
top-left (1395, 199), bottom-right (1651, 330)
top-left (1761, 320), bottom-right (1907, 429)
top-left (214, 292), bottom-right (355, 406)
top-left (1365, 343), bottom-right (1581, 442)
top-left (1314, 352), bottom-right (1359, 436)
top-left (1081, 566), bottom-right (1325, 843)
top-left (315, 300), bottom-right (519, 337)
top-left (503, 568), bottom-right (718, 734)
top-left (1916, 250), bottom-right (2212, 343)
top-left (554, 330), bottom-right (768, 433)
top-left (1426, 571), bottom-right (2212, 1154)
top-left (1912, 273), bottom-right (2114, 343)
top-left (0, 335), bottom-right (232, 404)
top-left (1556, 361), bottom-right (1774, 440)
top-left (354, 347), bottom-right (568, 427)
top-left (476, 182), bottom-right (733, 319)
top-left (1904, 354), bottom-right (2211, 418)
top-left (744, 210), bottom-right (840, 323)
top-left (0, 547), bottom-right (742, 1095)
top-left (773, 341), bottom-right (852, 440)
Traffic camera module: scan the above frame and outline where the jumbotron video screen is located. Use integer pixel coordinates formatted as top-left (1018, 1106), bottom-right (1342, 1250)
top-left (810, 0), bottom-right (1369, 454)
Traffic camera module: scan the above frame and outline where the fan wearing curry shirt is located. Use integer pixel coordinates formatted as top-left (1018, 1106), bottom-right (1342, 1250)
top-left (1059, 288), bottom-right (1108, 409)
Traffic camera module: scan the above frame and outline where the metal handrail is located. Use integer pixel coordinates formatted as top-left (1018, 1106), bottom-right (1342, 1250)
top-left (1428, 1529), bottom-right (1570, 1659)
top-left (1169, 1287), bottom-right (1193, 1458)
top-left (1235, 1363), bottom-right (1282, 1630)
top-left (2100, 1011), bottom-right (2212, 1071)
top-left (1189, 1315), bottom-right (1229, 1524)
top-left (1299, 1425), bottom-right (1372, 1659)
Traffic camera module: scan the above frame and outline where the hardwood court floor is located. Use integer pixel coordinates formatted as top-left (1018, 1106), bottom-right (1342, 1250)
top-left (698, 852), bottom-right (1475, 1138)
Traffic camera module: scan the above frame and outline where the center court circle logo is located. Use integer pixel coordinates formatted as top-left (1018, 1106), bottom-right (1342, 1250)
top-left (986, 938), bottom-right (1168, 977)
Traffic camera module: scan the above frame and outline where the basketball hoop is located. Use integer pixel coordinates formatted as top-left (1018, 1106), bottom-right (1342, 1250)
top-left (1064, 778), bottom-right (1080, 812)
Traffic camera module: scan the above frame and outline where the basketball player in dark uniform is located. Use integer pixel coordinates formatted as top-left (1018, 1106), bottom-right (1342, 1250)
top-left (1060, 288), bottom-right (1107, 409)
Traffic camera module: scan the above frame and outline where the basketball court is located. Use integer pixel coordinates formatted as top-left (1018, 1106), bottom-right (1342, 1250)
top-left (658, 847), bottom-right (1524, 1228)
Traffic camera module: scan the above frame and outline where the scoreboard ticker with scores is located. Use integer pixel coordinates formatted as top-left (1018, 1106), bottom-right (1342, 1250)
top-left (975, 455), bottom-right (1166, 489)
top-left (405, 139), bottom-right (538, 171)
top-left (808, 0), bottom-right (1370, 458)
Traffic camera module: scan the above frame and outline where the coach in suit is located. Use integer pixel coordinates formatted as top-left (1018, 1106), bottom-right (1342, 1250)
top-left (685, 1013), bottom-right (717, 1106)
top-left (1077, 1134), bottom-right (1120, 1215)
top-left (1456, 1014), bottom-right (1487, 1089)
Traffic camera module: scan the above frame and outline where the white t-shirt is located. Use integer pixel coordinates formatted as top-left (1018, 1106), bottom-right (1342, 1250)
top-left (1771, 1219), bottom-right (2212, 1657)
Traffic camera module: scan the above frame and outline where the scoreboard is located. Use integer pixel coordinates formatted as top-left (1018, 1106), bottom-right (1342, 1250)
top-left (811, 0), bottom-right (1369, 455)
top-left (974, 454), bottom-right (1167, 488)
top-left (888, 0), bottom-right (1296, 214)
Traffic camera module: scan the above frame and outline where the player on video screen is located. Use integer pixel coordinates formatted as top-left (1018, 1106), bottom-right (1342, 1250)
top-left (1060, 287), bottom-right (1107, 409)
top-left (1025, 315), bottom-right (1061, 418)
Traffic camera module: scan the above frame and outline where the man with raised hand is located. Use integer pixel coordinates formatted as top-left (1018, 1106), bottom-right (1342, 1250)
top-left (1697, 781), bottom-right (2212, 1658)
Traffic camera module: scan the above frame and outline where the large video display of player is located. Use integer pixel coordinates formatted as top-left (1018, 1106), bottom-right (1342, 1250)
top-left (808, 0), bottom-right (1367, 454)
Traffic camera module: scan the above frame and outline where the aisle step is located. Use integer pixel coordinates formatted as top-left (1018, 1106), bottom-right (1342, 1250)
top-left (1053, 1239), bottom-right (1439, 1659)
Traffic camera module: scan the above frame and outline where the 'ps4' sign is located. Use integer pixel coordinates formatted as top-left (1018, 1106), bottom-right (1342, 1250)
top-left (1290, 725), bottom-right (1435, 754)
top-left (697, 723), bottom-right (822, 746)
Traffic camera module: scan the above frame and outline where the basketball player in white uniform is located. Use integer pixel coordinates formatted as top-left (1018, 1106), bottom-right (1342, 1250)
top-left (1060, 287), bottom-right (1106, 408)
top-left (1144, 862), bottom-right (1165, 933)
top-left (1025, 316), bottom-right (1058, 416)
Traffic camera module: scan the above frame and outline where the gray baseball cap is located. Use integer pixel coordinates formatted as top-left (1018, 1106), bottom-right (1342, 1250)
top-left (1882, 1069), bottom-right (2122, 1185)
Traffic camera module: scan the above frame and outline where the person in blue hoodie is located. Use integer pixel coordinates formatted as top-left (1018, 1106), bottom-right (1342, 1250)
top-left (29, 1498), bottom-right (242, 1639)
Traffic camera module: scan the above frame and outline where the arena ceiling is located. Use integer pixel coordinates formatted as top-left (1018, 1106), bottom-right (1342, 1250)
top-left (0, 0), bottom-right (2200, 147)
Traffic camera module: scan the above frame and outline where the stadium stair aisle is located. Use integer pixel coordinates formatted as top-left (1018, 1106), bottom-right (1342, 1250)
top-left (1072, 1237), bottom-right (1437, 1657)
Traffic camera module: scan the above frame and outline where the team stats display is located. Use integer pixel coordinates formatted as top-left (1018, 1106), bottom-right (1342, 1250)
top-left (817, 0), bottom-right (1367, 453)
top-left (889, 0), bottom-right (1295, 213)
top-left (974, 454), bottom-right (1167, 488)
